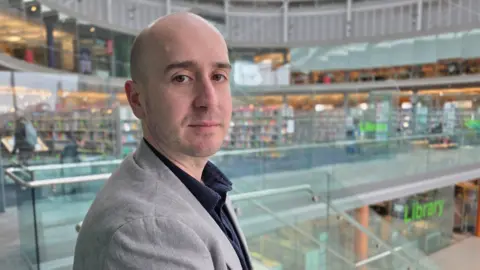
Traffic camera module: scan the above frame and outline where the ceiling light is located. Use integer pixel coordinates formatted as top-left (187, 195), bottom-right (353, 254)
top-left (30, 6), bottom-right (37, 12)
top-left (5, 36), bottom-right (22, 42)
top-left (89, 27), bottom-right (95, 33)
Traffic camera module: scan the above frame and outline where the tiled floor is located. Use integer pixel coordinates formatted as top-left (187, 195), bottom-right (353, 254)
top-left (429, 237), bottom-right (480, 270)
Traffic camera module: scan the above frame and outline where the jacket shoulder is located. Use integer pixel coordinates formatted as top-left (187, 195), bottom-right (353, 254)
top-left (73, 157), bottom-right (195, 268)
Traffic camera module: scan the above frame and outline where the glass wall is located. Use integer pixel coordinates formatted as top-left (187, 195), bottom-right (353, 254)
top-left (1, 2), bottom-right (480, 270)
top-left (2, 71), bottom-right (480, 270)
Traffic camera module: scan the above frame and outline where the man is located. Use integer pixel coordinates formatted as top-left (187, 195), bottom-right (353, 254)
top-left (73, 12), bottom-right (251, 270)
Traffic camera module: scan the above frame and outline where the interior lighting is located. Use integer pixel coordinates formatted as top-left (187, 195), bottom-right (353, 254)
top-left (401, 102), bottom-right (412, 110)
top-left (5, 36), bottom-right (22, 42)
top-left (315, 104), bottom-right (325, 112)
top-left (89, 27), bottom-right (95, 33)
top-left (30, 6), bottom-right (37, 12)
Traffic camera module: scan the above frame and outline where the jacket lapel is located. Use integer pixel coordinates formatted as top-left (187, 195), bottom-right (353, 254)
top-left (225, 197), bottom-right (252, 269)
top-left (134, 141), bottom-right (243, 270)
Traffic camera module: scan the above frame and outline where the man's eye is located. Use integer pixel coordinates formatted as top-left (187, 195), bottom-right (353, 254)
top-left (212, 74), bottom-right (227, 82)
top-left (172, 75), bottom-right (191, 83)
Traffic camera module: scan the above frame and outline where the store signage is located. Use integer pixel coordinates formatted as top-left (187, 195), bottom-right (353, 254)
top-left (465, 119), bottom-right (480, 130)
top-left (232, 61), bottom-right (290, 86)
top-left (359, 122), bottom-right (388, 132)
top-left (404, 200), bottom-right (444, 224)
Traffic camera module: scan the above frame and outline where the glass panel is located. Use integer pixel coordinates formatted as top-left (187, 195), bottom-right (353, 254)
top-left (237, 193), bottom-right (351, 270)
top-left (113, 32), bottom-right (133, 78)
top-left (322, 184), bottom-right (440, 269)
top-left (13, 167), bottom-right (38, 268)
top-left (5, 64), bottom-right (480, 270)
top-left (32, 179), bottom-right (105, 269)
top-left (3, 71), bottom-right (116, 269)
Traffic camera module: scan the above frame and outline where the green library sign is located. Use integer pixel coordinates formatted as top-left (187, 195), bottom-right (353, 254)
top-left (404, 200), bottom-right (444, 224)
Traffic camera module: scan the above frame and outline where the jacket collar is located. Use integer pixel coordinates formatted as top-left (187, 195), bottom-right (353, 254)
top-left (132, 140), bottom-right (250, 269)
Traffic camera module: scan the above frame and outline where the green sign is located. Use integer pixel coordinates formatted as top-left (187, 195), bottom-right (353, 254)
top-left (465, 119), bottom-right (480, 130)
top-left (404, 200), bottom-right (444, 224)
top-left (359, 122), bottom-right (388, 132)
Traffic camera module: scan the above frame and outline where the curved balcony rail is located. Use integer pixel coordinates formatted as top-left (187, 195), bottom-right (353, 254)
top-left (2, 4), bottom-right (480, 92)
top-left (35, 0), bottom-right (480, 47)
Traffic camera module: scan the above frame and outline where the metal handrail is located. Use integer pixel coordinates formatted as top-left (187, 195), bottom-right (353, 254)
top-left (355, 246), bottom-right (403, 267)
top-left (6, 161), bottom-right (35, 181)
top-left (4, 170), bottom-right (111, 188)
top-left (4, 170), bottom-right (30, 188)
top-left (230, 184), bottom-right (318, 202)
top-left (5, 132), bottom-right (446, 173)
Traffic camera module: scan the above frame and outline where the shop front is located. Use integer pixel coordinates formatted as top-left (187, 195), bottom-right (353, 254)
top-left (454, 181), bottom-right (479, 234)
top-left (373, 186), bottom-right (462, 255)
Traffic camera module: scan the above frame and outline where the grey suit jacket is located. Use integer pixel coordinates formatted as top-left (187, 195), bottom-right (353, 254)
top-left (73, 141), bottom-right (251, 270)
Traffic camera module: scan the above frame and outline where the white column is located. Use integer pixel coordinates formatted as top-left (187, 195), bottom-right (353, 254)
top-left (166, 0), bottom-right (171, 15)
top-left (106, 0), bottom-right (112, 24)
top-left (224, 0), bottom-right (229, 39)
top-left (416, 0), bottom-right (423, 31)
top-left (346, 0), bottom-right (353, 38)
top-left (283, 0), bottom-right (289, 43)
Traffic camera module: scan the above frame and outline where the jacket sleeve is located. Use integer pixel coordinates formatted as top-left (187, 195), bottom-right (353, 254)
top-left (103, 216), bottom-right (214, 270)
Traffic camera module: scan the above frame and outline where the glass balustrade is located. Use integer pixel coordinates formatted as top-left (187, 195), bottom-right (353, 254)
top-left (6, 129), bottom-right (480, 269)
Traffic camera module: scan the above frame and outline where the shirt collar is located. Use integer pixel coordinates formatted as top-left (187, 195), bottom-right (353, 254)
top-left (143, 139), bottom-right (232, 212)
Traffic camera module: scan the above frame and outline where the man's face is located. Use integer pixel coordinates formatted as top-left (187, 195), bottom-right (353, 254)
top-left (140, 29), bottom-right (232, 158)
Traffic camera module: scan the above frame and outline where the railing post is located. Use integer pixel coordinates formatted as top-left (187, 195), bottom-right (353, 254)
top-left (346, 0), bottom-right (353, 38)
top-left (224, 0), bottom-right (229, 39)
top-left (106, 0), bottom-right (112, 24)
top-left (416, 0), bottom-right (423, 31)
top-left (0, 150), bottom-right (5, 213)
top-left (283, 0), bottom-right (288, 43)
top-left (166, 0), bottom-right (171, 15)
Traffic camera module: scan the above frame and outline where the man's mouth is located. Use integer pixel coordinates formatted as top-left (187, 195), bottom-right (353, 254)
top-left (188, 121), bottom-right (221, 128)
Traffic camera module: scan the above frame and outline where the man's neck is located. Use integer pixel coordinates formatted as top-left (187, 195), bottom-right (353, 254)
top-left (144, 138), bottom-right (207, 181)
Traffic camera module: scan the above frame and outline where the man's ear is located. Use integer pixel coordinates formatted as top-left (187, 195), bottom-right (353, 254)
top-left (125, 80), bottom-right (145, 119)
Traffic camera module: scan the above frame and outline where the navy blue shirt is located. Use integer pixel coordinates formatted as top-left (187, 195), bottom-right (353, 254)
top-left (144, 139), bottom-right (250, 270)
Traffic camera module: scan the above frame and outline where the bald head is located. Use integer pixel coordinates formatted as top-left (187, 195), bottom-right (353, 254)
top-left (129, 12), bottom-right (227, 84)
top-left (125, 11), bottom-right (232, 165)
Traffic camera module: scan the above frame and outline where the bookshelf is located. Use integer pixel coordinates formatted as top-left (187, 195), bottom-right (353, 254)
top-left (30, 108), bottom-right (117, 155)
top-left (117, 106), bottom-right (142, 157)
top-left (223, 105), bottom-right (295, 150)
top-left (293, 109), bottom-right (347, 143)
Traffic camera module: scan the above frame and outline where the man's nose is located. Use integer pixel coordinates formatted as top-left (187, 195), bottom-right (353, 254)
top-left (193, 77), bottom-right (218, 108)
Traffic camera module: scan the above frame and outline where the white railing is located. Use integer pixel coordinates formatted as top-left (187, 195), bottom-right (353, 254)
top-left (34, 0), bottom-right (480, 47)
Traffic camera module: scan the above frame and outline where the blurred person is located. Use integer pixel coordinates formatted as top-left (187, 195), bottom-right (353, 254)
top-left (60, 132), bottom-right (84, 164)
top-left (58, 133), bottom-right (85, 195)
top-left (73, 12), bottom-right (251, 270)
top-left (12, 116), bottom-right (37, 164)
